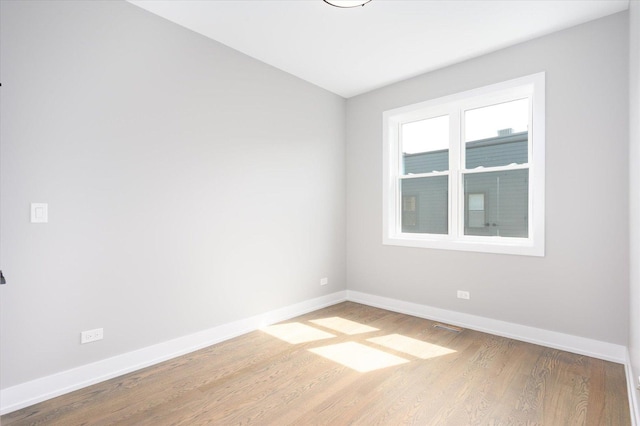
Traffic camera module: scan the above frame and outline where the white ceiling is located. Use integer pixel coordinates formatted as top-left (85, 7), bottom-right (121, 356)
top-left (129, 0), bottom-right (629, 98)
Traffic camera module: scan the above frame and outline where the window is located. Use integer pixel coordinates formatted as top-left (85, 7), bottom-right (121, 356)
top-left (383, 73), bottom-right (545, 256)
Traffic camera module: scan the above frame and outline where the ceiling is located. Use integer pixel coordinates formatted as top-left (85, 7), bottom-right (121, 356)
top-left (128, 0), bottom-right (629, 98)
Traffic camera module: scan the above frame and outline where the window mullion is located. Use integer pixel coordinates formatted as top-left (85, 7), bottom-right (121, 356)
top-left (449, 108), bottom-right (461, 239)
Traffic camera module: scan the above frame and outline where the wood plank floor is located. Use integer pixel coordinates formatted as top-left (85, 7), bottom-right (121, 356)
top-left (2, 302), bottom-right (631, 425)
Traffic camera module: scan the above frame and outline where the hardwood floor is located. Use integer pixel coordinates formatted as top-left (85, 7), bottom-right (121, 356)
top-left (2, 302), bottom-right (630, 425)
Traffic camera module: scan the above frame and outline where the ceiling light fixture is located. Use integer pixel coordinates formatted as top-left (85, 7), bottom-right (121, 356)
top-left (323, 0), bottom-right (372, 8)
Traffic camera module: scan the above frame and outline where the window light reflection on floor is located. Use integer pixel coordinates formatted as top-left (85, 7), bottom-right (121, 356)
top-left (367, 334), bottom-right (456, 359)
top-left (261, 322), bottom-right (336, 344)
top-left (309, 317), bottom-right (379, 335)
top-left (309, 342), bottom-right (409, 373)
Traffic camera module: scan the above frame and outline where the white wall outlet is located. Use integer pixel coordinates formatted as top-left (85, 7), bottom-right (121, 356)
top-left (457, 290), bottom-right (470, 300)
top-left (320, 277), bottom-right (328, 286)
top-left (30, 203), bottom-right (48, 223)
top-left (81, 328), bottom-right (103, 344)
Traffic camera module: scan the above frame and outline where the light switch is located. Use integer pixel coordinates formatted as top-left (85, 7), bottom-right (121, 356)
top-left (31, 203), bottom-right (48, 223)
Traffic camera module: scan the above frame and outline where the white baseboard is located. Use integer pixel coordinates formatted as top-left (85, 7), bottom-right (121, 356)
top-left (348, 291), bottom-right (638, 423)
top-left (0, 291), bottom-right (347, 415)
top-left (625, 351), bottom-right (640, 426)
top-left (1, 289), bottom-right (631, 417)
top-left (346, 290), bottom-right (628, 363)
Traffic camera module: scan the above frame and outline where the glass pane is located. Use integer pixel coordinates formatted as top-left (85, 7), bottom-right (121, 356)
top-left (401, 115), bottom-right (449, 174)
top-left (465, 99), bottom-right (528, 169)
top-left (464, 170), bottom-right (528, 238)
top-left (401, 176), bottom-right (448, 234)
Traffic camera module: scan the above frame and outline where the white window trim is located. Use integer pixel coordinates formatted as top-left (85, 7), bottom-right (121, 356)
top-left (383, 72), bottom-right (545, 256)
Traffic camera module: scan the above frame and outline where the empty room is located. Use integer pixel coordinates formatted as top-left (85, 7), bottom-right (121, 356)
top-left (1, 0), bottom-right (639, 424)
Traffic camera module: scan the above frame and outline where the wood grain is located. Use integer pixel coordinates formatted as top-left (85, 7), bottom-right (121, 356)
top-left (2, 302), bottom-right (630, 425)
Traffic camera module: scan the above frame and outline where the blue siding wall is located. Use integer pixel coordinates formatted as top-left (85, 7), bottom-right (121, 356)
top-left (401, 132), bottom-right (528, 236)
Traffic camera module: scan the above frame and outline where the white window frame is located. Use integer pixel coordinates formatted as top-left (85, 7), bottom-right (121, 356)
top-left (383, 73), bottom-right (545, 256)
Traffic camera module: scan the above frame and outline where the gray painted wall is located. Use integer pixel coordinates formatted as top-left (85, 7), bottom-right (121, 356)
top-left (0, 0), bottom-right (633, 400)
top-left (346, 12), bottom-right (629, 344)
top-left (0, 1), bottom-right (346, 388)
top-left (629, 0), bottom-right (640, 411)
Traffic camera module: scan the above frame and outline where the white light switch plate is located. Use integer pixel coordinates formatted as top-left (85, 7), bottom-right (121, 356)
top-left (30, 203), bottom-right (48, 223)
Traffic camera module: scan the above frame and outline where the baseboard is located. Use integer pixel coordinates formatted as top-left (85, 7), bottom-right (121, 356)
top-left (349, 288), bottom-right (639, 421)
top-left (625, 350), bottom-right (640, 426)
top-left (0, 291), bottom-right (347, 415)
top-left (1, 289), bottom-right (630, 416)
top-left (346, 290), bottom-right (627, 363)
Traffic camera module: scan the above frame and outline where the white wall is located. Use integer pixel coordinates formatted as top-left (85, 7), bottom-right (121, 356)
top-left (0, 1), bottom-right (346, 388)
top-left (629, 0), bottom-right (640, 416)
top-left (346, 12), bottom-right (629, 345)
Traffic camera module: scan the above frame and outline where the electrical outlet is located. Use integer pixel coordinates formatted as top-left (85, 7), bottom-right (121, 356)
top-left (81, 328), bottom-right (103, 344)
top-left (320, 277), bottom-right (328, 286)
top-left (457, 290), bottom-right (470, 300)
top-left (30, 203), bottom-right (48, 223)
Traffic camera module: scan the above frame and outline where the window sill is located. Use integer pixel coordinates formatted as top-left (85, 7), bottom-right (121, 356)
top-left (383, 234), bottom-right (544, 257)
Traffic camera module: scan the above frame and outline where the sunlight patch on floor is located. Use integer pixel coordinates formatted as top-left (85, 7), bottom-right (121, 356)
top-left (309, 317), bottom-right (379, 335)
top-left (261, 322), bottom-right (335, 344)
top-left (309, 341), bottom-right (409, 372)
top-left (367, 334), bottom-right (456, 359)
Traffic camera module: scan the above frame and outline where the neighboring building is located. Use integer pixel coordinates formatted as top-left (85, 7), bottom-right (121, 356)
top-left (401, 130), bottom-right (528, 237)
